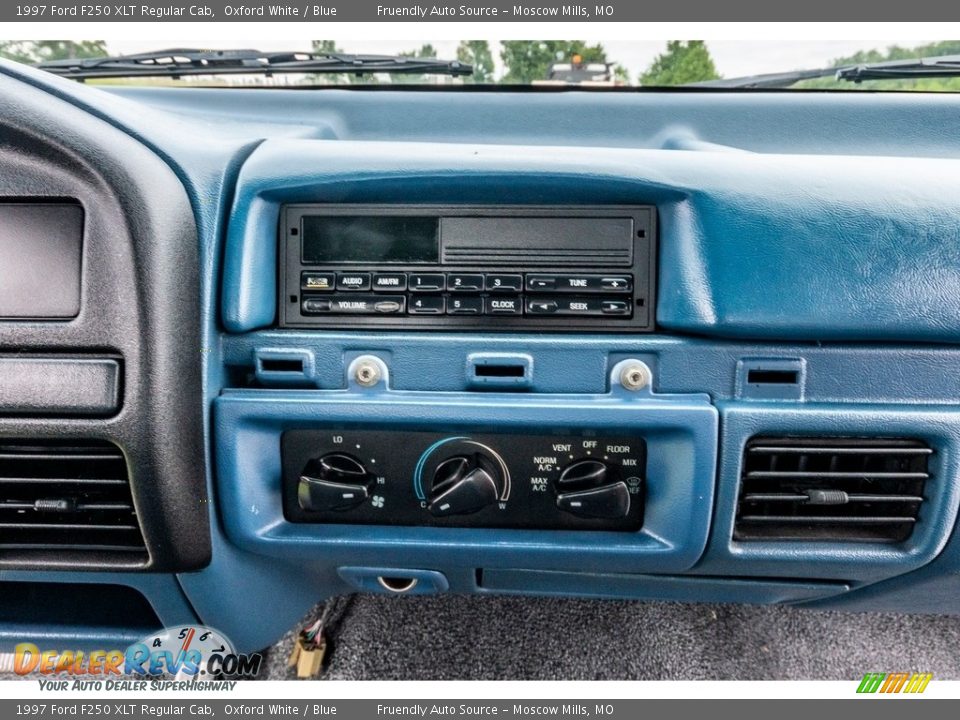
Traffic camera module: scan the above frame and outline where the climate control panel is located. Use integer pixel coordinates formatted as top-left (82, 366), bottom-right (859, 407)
top-left (282, 429), bottom-right (646, 531)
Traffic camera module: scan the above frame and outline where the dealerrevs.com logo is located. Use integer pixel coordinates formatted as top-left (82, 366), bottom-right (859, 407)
top-left (857, 672), bottom-right (933, 694)
top-left (13, 625), bottom-right (262, 689)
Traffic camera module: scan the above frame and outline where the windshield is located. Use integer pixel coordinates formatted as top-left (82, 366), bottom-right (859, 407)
top-left (4, 39), bottom-right (960, 90)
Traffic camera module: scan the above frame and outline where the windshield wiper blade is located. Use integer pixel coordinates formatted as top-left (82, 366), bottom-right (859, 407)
top-left (686, 54), bottom-right (960, 89)
top-left (835, 54), bottom-right (960, 82)
top-left (35, 48), bottom-right (473, 81)
top-left (684, 67), bottom-right (838, 89)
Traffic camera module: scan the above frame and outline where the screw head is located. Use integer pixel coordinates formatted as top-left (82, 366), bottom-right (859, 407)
top-left (354, 361), bottom-right (381, 387)
top-left (619, 362), bottom-right (651, 391)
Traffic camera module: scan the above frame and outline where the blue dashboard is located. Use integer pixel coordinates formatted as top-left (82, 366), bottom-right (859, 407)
top-left (2, 62), bottom-right (960, 655)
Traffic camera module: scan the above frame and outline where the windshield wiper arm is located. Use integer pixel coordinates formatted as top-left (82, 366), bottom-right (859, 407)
top-left (35, 48), bottom-right (473, 81)
top-left (685, 54), bottom-right (960, 89)
top-left (834, 54), bottom-right (960, 82)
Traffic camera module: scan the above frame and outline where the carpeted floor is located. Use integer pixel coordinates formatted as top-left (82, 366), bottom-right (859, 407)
top-left (261, 594), bottom-right (960, 680)
top-left (3, 595), bottom-right (957, 681)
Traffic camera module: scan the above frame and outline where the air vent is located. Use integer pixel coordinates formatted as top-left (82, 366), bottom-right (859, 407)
top-left (735, 437), bottom-right (932, 543)
top-left (0, 440), bottom-right (146, 563)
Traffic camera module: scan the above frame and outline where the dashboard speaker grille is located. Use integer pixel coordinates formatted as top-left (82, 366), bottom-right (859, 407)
top-left (0, 440), bottom-right (146, 560)
top-left (735, 437), bottom-right (932, 543)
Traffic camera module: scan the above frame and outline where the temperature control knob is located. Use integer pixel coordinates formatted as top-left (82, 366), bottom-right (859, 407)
top-left (298, 453), bottom-right (374, 512)
top-left (428, 453), bottom-right (501, 517)
top-left (554, 459), bottom-right (632, 520)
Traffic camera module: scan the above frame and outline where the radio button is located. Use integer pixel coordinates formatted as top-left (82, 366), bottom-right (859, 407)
top-left (601, 300), bottom-right (631, 315)
top-left (374, 300), bottom-right (404, 313)
top-left (526, 296), bottom-right (632, 317)
top-left (526, 299), bottom-right (558, 314)
top-left (526, 276), bottom-right (556, 291)
top-left (447, 296), bottom-right (483, 315)
top-left (302, 298), bottom-right (333, 314)
top-left (485, 297), bottom-right (522, 315)
top-left (301, 271), bottom-right (336, 292)
top-left (526, 275), bottom-right (634, 293)
top-left (409, 295), bottom-right (445, 314)
top-left (561, 276), bottom-right (594, 291)
top-left (305, 295), bottom-right (404, 315)
top-left (409, 274), bottom-right (446, 292)
top-left (447, 274), bottom-right (484, 292)
top-left (372, 273), bottom-right (407, 292)
top-left (485, 274), bottom-right (523, 292)
top-left (600, 276), bottom-right (632, 292)
top-left (337, 273), bottom-right (371, 291)
top-left (561, 299), bottom-right (598, 315)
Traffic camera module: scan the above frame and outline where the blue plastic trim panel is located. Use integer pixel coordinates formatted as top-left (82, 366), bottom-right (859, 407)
top-left (0, 571), bottom-right (199, 652)
top-left (5, 62), bottom-right (960, 643)
top-left (223, 331), bottom-right (960, 404)
top-left (213, 383), bottom-right (718, 575)
top-left (478, 569), bottom-right (849, 605)
top-left (695, 403), bottom-right (960, 583)
top-left (223, 138), bottom-right (960, 342)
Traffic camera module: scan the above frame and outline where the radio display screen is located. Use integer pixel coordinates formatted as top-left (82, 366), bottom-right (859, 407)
top-left (301, 216), bottom-right (439, 264)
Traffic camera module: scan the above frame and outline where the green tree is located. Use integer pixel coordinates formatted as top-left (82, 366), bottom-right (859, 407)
top-left (500, 41), bottom-right (608, 84)
top-left (639, 41), bottom-right (719, 86)
top-left (0, 40), bottom-right (108, 64)
top-left (456, 40), bottom-right (495, 83)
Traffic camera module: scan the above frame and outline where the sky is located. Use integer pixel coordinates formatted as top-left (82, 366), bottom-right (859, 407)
top-left (100, 39), bottom-right (913, 79)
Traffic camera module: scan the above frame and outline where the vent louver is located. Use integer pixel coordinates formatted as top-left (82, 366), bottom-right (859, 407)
top-left (0, 440), bottom-right (146, 562)
top-left (735, 437), bottom-right (932, 543)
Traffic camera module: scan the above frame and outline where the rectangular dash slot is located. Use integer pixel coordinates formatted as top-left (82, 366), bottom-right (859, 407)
top-left (253, 349), bottom-right (317, 388)
top-left (474, 364), bottom-right (525, 378)
top-left (747, 369), bottom-right (798, 385)
top-left (737, 358), bottom-right (805, 401)
top-left (466, 353), bottom-right (533, 390)
top-left (260, 358), bottom-right (304, 373)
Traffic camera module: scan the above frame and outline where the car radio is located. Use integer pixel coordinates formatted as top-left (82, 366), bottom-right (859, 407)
top-left (279, 205), bottom-right (656, 331)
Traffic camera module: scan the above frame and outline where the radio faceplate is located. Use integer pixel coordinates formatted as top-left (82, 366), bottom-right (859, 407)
top-left (279, 205), bottom-right (656, 331)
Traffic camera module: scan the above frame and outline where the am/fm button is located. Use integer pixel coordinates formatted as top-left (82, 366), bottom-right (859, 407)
top-left (372, 273), bottom-right (407, 291)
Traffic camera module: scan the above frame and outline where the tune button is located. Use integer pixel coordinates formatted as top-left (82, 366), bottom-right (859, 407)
top-left (600, 276), bottom-right (633, 292)
top-left (526, 276), bottom-right (556, 291)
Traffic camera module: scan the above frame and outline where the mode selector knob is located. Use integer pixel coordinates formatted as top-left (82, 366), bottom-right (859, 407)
top-left (298, 453), bottom-right (374, 512)
top-left (555, 459), bottom-right (632, 520)
top-left (428, 453), bottom-right (501, 517)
